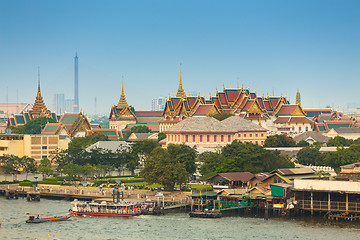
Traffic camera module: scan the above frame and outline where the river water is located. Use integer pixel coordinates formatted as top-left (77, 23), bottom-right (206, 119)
top-left (0, 197), bottom-right (360, 240)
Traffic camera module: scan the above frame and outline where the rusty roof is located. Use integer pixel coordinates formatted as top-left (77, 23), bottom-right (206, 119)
top-left (208, 172), bottom-right (255, 182)
top-left (275, 168), bottom-right (315, 176)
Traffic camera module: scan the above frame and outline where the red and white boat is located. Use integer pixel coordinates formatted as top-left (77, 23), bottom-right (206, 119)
top-left (71, 200), bottom-right (142, 217)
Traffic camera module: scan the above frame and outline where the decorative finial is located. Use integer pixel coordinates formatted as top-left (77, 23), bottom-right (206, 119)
top-left (38, 67), bottom-right (40, 92)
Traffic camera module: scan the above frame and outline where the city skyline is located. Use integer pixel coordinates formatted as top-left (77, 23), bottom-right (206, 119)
top-left (1, 1), bottom-right (359, 114)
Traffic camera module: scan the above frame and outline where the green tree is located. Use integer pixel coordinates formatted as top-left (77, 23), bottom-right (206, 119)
top-left (9, 117), bottom-right (56, 134)
top-left (158, 132), bottom-right (167, 142)
top-left (51, 149), bottom-right (70, 174)
top-left (167, 144), bottom-right (197, 176)
top-left (296, 140), bottom-right (310, 147)
top-left (38, 158), bottom-right (53, 178)
top-left (0, 155), bottom-right (21, 179)
top-left (199, 141), bottom-right (294, 178)
top-left (296, 146), bottom-right (323, 166)
top-left (327, 136), bottom-right (354, 147)
top-left (198, 151), bottom-right (224, 180)
top-left (264, 134), bottom-right (296, 147)
top-left (322, 145), bottom-right (360, 171)
top-left (123, 125), bottom-right (152, 140)
top-left (20, 156), bottom-right (37, 180)
top-left (354, 138), bottom-right (360, 145)
top-left (63, 163), bottom-right (82, 179)
top-left (141, 147), bottom-right (187, 190)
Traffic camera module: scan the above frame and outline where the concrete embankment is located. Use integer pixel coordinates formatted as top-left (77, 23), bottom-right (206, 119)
top-left (0, 184), bottom-right (190, 203)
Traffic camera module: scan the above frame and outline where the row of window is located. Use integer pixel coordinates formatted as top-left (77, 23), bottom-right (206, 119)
top-left (170, 134), bottom-right (233, 143)
top-left (237, 133), bottom-right (264, 138)
top-left (168, 134), bottom-right (265, 145)
top-left (291, 126), bottom-right (309, 131)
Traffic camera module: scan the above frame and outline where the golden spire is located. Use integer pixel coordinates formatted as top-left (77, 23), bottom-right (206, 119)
top-left (295, 89), bottom-right (301, 105)
top-left (117, 80), bottom-right (129, 108)
top-left (176, 63), bottom-right (186, 98)
top-left (32, 67), bottom-right (50, 118)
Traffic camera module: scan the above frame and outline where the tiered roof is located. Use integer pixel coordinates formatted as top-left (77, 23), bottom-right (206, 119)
top-left (109, 82), bottom-right (137, 122)
top-left (307, 108), bottom-right (358, 132)
top-left (162, 83), bottom-right (290, 124)
top-left (42, 112), bottom-right (92, 138)
top-left (273, 104), bottom-right (313, 124)
top-left (7, 80), bottom-right (56, 127)
top-left (32, 77), bottom-right (52, 119)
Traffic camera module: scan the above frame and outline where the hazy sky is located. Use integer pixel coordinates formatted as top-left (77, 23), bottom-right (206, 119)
top-left (1, 0), bottom-right (359, 114)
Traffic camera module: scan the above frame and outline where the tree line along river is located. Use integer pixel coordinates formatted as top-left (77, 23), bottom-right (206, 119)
top-left (0, 197), bottom-right (360, 240)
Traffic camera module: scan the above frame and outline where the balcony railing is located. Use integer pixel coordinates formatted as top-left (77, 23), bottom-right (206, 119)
top-left (297, 200), bottom-right (360, 213)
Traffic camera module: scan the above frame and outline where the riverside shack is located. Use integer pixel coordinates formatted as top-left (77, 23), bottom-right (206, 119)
top-left (293, 179), bottom-right (360, 220)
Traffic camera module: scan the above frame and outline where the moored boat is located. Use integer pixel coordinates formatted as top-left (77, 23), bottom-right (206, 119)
top-left (189, 210), bottom-right (222, 218)
top-left (72, 200), bottom-right (143, 217)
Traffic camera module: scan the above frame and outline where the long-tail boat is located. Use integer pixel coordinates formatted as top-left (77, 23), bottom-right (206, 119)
top-left (26, 212), bottom-right (73, 223)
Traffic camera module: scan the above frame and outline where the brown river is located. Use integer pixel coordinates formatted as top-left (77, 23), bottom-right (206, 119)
top-left (0, 197), bottom-right (359, 239)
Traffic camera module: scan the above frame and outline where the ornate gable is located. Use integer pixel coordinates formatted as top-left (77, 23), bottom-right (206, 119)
top-left (291, 104), bottom-right (306, 116)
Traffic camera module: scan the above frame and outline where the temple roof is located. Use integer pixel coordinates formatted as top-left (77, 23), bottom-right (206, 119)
top-left (87, 129), bottom-right (123, 140)
top-left (175, 65), bottom-right (186, 98)
top-left (117, 82), bottom-right (129, 108)
top-left (31, 75), bottom-right (51, 118)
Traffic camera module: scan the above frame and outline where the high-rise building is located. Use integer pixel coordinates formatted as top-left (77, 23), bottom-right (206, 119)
top-left (65, 99), bottom-right (74, 113)
top-left (53, 93), bottom-right (65, 114)
top-left (151, 97), bottom-right (166, 111)
top-left (73, 53), bottom-right (79, 113)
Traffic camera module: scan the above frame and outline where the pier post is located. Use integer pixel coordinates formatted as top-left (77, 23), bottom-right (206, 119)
top-left (346, 193), bottom-right (349, 214)
top-left (310, 191), bottom-right (313, 216)
top-left (264, 201), bottom-right (269, 220)
top-left (328, 192), bottom-right (331, 212)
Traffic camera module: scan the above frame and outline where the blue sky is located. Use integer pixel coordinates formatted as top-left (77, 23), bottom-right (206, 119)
top-left (1, 0), bottom-right (359, 114)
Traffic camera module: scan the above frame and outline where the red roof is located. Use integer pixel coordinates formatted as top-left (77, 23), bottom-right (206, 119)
top-left (137, 118), bottom-right (161, 123)
top-left (241, 100), bottom-right (253, 111)
top-left (135, 111), bottom-right (162, 117)
top-left (192, 105), bottom-right (214, 116)
top-left (263, 101), bottom-right (272, 111)
top-left (225, 90), bottom-right (240, 102)
top-left (212, 97), bottom-right (222, 109)
top-left (219, 93), bottom-right (227, 105)
top-left (276, 105), bottom-right (298, 115)
top-left (250, 93), bottom-right (257, 99)
top-left (187, 97), bottom-right (198, 108)
top-left (171, 98), bottom-right (181, 108)
top-left (290, 116), bottom-right (312, 123)
top-left (270, 98), bottom-right (280, 108)
top-left (274, 117), bottom-right (291, 123)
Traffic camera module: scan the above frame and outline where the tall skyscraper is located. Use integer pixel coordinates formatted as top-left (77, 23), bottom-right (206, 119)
top-left (74, 53), bottom-right (79, 112)
top-left (151, 97), bottom-right (166, 111)
top-left (53, 93), bottom-right (65, 114)
top-left (65, 99), bottom-right (74, 113)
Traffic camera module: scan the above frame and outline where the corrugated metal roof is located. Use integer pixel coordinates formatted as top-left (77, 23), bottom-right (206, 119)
top-left (276, 168), bottom-right (315, 176)
top-left (208, 172), bottom-right (254, 182)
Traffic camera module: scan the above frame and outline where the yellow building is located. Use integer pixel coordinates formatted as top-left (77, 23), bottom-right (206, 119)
top-left (0, 133), bottom-right (69, 165)
top-left (164, 116), bottom-right (267, 149)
